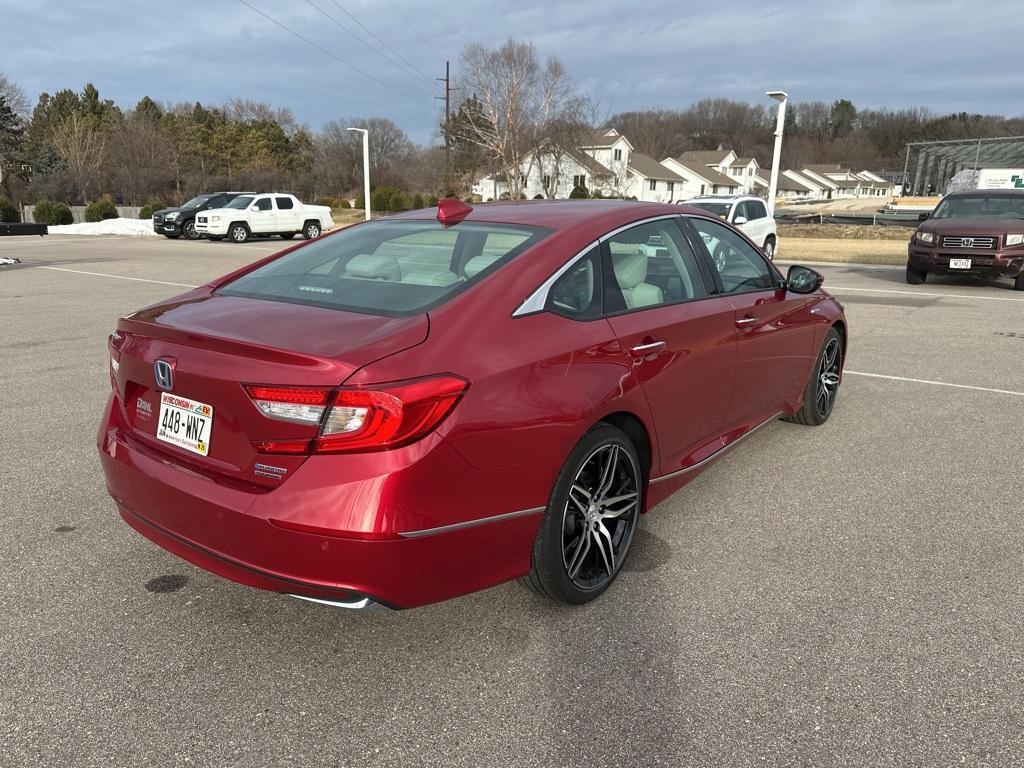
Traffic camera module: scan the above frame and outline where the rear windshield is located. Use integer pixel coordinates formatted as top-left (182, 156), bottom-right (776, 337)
top-left (688, 202), bottom-right (732, 219)
top-left (933, 194), bottom-right (1024, 219)
top-left (218, 220), bottom-right (551, 316)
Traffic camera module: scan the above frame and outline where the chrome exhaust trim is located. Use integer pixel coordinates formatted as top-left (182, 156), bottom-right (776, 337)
top-left (288, 593), bottom-right (384, 610)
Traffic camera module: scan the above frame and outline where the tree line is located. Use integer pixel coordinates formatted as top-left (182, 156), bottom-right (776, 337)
top-left (2, 44), bottom-right (1023, 211)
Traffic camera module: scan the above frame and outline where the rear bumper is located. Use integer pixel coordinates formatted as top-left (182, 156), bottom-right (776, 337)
top-left (97, 395), bottom-right (550, 608)
top-left (908, 245), bottom-right (1024, 278)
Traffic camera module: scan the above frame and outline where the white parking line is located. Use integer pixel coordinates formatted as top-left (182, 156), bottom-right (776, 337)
top-left (846, 370), bottom-right (1024, 397)
top-left (827, 285), bottom-right (1024, 303)
top-left (36, 266), bottom-right (199, 288)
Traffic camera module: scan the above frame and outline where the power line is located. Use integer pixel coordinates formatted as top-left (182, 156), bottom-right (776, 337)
top-left (302, 0), bottom-right (435, 90)
top-left (383, 0), bottom-right (441, 60)
top-left (328, 0), bottom-right (437, 86)
top-left (236, 0), bottom-right (432, 107)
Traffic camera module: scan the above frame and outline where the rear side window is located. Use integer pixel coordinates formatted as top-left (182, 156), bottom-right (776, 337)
top-left (275, 197), bottom-right (294, 210)
top-left (219, 220), bottom-right (550, 316)
top-left (546, 246), bottom-right (602, 320)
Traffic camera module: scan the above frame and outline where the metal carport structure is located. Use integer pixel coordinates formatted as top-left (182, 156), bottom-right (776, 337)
top-left (904, 135), bottom-right (1024, 195)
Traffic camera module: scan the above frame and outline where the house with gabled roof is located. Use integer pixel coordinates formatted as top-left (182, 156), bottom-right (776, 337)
top-left (624, 152), bottom-right (687, 202)
top-left (660, 155), bottom-right (742, 198)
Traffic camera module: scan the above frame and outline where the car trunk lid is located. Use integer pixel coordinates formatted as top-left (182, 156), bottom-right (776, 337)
top-left (109, 290), bottom-right (428, 487)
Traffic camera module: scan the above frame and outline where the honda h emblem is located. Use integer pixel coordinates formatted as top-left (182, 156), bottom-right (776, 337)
top-left (154, 359), bottom-right (174, 391)
top-left (962, 237), bottom-right (974, 247)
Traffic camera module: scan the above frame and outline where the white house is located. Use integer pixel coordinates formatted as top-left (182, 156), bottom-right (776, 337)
top-left (660, 155), bottom-right (742, 199)
top-left (624, 152), bottom-right (686, 202)
top-left (752, 169), bottom-right (819, 199)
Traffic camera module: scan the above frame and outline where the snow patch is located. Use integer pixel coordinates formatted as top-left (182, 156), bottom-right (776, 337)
top-left (48, 218), bottom-right (159, 237)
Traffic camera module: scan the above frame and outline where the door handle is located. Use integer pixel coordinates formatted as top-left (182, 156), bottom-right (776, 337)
top-left (630, 340), bottom-right (667, 355)
top-left (735, 315), bottom-right (758, 327)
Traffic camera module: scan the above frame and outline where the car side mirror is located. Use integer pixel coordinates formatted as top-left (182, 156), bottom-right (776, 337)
top-left (918, 212), bottom-right (930, 221)
top-left (733, 216), bottom-right (748, 225)
top-left (785, 265), bottom-right (824, 294)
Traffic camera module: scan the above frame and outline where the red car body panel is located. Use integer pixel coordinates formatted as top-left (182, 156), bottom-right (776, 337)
top-left (98, 200), bottom-right (846, 608)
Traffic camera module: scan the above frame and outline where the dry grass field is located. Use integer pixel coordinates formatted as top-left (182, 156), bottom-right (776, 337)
top-left (778, 235), bottom-right (907, 264)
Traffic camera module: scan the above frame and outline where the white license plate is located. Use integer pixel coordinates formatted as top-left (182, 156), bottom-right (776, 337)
top-left (949, 258), bottom-right (972, 269)
top-left (157, 392), bottom-right (214, 456)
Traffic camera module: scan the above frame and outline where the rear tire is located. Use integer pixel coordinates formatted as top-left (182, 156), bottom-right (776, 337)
top-left (1014, 273), bottom-right (1024, 291)
top-left (521, 424), bottom-right (642, 604)
top-left (784, 327), bottom-right (842, 427)
top-left (302, 220), bottom-right (321, 240)
top-left (229, 223), bottom-right (250, 243)
top-left (905, 262), bottom-right (926, 284)
top-left (762, 236), bottom-right (777, 260)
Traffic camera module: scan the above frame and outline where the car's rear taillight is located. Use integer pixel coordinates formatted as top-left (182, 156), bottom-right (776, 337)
top-left (245, 375), bottom-right (468, 455)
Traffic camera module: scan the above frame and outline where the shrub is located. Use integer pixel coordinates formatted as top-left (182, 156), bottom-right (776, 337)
top-left (33, 199), bottom-right (74, 225)
top-left (335, 198), bottom-right (351, 209)
top-left (569, 185), bottom-right (590, 199)
top-left (426, 195), bottom-right (439, 207)
top-left (370, 186), bottom-right (396, 212)
top-left (389, 191), bottom-right (411, 212)
top-left (138, 200), bottom-right (166, 219)
top-left (316, 196), bottom-right (336, 208)
top-left (0, 197), bottom-right (20, 223)
top-left (85, 198), bottom-right (118, 222)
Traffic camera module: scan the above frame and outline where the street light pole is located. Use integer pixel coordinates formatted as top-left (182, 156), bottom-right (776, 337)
top-left (766, 90), bottom-right (788, 216)
top-left (347, 127), bottom-right (371, 221)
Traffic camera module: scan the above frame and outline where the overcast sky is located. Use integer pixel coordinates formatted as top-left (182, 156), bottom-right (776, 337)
top-left (2, 0), bottom-right (1021, 143)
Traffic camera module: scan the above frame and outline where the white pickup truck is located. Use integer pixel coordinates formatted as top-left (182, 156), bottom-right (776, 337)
top-left (194, 193), bottom-right (334, 243)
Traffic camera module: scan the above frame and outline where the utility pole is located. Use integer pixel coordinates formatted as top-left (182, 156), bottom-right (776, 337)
top-left (436, 60), bottom-right (452, 162)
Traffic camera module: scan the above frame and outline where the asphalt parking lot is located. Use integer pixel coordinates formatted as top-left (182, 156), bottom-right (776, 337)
top-left (2, 234), bottom-right (1023, 767)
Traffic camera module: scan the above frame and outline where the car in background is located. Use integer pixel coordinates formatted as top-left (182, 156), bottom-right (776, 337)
top-left (152, 192), bottom-right (254, 240)
top-left (194, 193), bottom-right (334, 243)
top-left (98, 199), bottom-right (846, 609)
top-left (684, 195), bottom-right (778, 260)
top-left (907, 189), bottom-right (1024, 290)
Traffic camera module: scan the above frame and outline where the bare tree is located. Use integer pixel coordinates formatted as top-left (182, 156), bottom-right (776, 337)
top-left (107, 111), bottom-right (174, 203)
top-left (457, 39), bottom-right (589, 199)
top-left (0, 72), bottom-right (30, 118)
top-left (51, 113), bottom-right (105, 203)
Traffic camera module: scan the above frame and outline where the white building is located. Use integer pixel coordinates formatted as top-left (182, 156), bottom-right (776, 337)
top-left (660, 154), bottom-right (742, 199)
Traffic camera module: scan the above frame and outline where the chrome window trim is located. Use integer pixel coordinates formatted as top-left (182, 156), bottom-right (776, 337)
top-left (512, 214), bottom-right (684, 317)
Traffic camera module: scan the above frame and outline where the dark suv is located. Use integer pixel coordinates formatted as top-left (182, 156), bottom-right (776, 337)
top-left (907, 189), bottom-right (1024, 290)
top-left (152, 192), bottom-right (254, 240)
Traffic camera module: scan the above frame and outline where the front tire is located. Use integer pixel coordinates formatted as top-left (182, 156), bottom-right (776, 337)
top-left (182, 220), bottom-right (200, 240)
top-left (762, 236), bottom-right (777, 260)
top-left (784, 327), bottom-right (842, 426)
top-left (229, 223), bottom-right (250, 243)
top-left (302, 220), bottom-right (321, 240)
top-left (906, 262), bottom-right (927, 284)
top-left (522, 424), bottom-right (642, 604)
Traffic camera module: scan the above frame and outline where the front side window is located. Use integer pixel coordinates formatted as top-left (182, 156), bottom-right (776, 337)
top-left (219, 221), bottom-right (550, 316)
top-left (688, 201), bottom-right (731, 220)
top-left (253, 198), bottom-right (273, 211)
top-left (603, 219), bottom-right (708, 313)
top-left (747, 201), bottom-right (767, 220)
top-left (688, 216), bottom-right (775, 294)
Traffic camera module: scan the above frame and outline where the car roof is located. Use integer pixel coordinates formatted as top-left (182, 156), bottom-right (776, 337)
top-left (946, 189), bottom-right (1024, 198)
top-left (389, 199), bottom-right (697, 230)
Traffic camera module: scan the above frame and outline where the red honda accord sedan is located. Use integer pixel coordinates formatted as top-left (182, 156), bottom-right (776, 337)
top-left (98, 199), bottom-right (846, 609)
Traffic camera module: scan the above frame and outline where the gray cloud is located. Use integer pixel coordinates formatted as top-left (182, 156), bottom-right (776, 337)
top-left (1, 0), bottom-right (1020, 144)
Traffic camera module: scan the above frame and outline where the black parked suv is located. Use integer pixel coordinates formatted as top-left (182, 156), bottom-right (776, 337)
top-left (152, 192), bottom-right (255, 240)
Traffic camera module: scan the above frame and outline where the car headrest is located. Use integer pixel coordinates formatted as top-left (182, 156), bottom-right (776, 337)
top-left (612, 250), bottom-right (648, 290)
top-left (345, 253), bottom-right (401, 282)
top-left (463, 254), bottom-right (498, 278)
